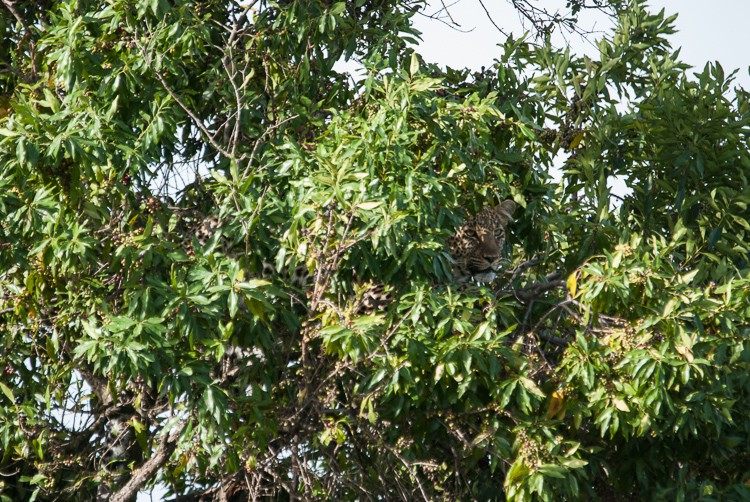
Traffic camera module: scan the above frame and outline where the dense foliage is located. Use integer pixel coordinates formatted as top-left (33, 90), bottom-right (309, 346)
top-left (1, 0), bottom-right (749, 500)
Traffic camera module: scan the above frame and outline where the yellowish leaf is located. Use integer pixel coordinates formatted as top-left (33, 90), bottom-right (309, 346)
top-left (356, 201), bottom-right (382, 210)
top-left (546, 390), bottom-right (566, 419)
top-left (612, 397), bottom-right (630, 412)
top-left (569, 131), bottom-right (585, 149)
top-left (567, 272), bottom-right (578, 297)
top-left (675, 344), bottom-right (694, 363)
top-left (0, 382), bottom-right (15, 403)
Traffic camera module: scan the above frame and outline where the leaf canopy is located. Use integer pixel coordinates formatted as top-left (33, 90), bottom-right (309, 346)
top-left (1, 0), bottom-right (750, 500)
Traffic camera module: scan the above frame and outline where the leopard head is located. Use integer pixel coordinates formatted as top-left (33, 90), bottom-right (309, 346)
top-left (447, 199), bottom-right (516, 281)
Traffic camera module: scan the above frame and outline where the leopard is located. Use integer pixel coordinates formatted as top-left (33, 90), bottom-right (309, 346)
top-left (185, 202), bottom-right (515, 385)
top-left (192, 198), bottom-right (516, 293)
top-left (446, 199), bottom-right (516, 283)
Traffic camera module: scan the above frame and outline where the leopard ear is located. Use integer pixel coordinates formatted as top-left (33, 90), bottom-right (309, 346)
top-left (494, 199), bottom-right (516, 223)
top-left (500, 199), bottom-right (516, 214)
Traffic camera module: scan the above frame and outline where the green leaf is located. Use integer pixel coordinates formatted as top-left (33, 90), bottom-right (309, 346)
top-left (108, 316), bottom-right (136, 332)
top-left (106, 95), bottom-right (119, 121)
top-left (519, 377), bottom-right (545, 398)
top-left (708, 227), bottom-right (722, 245)
top-left (662, 298), bottom-right (679, 317)
top-left (538, 464), bottom-right (567, 479)
top-left (237, 279), bottom-right (272, 290)
top-left (409, 52), bottom-right (419, 77)
top-left (0, 382), bottom-right (15, 403)
top-left (228, 290), bottom-right (238, 318)
top-left (506, 460), bottom-right (531, 486)
top-left (410, 78), bottom-right (442, 92)
top-left (560, 458), bottom-right (588, 469)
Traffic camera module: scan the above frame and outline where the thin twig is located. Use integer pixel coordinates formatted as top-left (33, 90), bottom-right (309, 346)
top-left (0, 62), bottom-right (26, 80)
top-left (131, 27), bottom-right (233, 159)
top-left (415, 0), bottom-right (474, 33)
top-left (151, 66), bottom-right (234, 159)
top-left (478, 0), bottom-right (508, 37)
top-left (439, 0), bottom-right (460, 26)
top-left (384, 444), bottom-right (431, 502)
top-left (220, 52), bottom-right (243, 157)
top-left (241, 113), bottom-right (299, 179)
top-left (528, 298), bottom-right (575, 337)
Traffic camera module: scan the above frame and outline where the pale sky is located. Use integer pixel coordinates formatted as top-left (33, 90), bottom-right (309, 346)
top-left (410, 1), bottom-right (750, 196)
top-left (413, 0), bottom-right (750, 91)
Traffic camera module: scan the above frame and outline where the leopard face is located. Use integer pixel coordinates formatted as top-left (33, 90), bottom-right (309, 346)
top-left (447, 199), bottom-right (516, 282)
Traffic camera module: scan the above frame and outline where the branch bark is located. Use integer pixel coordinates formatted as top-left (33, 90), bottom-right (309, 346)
top-left (1, 0), bottom-right (27, 30)
top-left (110, 420), bottom-right (186, 502)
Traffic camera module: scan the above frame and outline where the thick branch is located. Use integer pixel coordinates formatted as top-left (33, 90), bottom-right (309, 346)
top-left (1, 0), bottom-right (26, 30)
top-left (538, 329), bottom-right (569, 347)
top-left (77, 365), bottom-right (114, 406)
top-left (496, 269), bottom-right (564, 302)
top-left (110, 420), bottom-right (186, 502)
top-left (514, 277), bottom-right (564, 302)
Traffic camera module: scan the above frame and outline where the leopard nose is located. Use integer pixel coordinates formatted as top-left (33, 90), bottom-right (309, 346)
top-left (484, 253), bottom-right (499, 263)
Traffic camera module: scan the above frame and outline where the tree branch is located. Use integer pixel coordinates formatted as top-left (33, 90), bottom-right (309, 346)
top-left (149, 67), bottom-right (234, 160)
top-left (110, 420), bottom-right (186, 502)
top-left (538, 329), bottom-right (569, 347)
top-left (478, 0), bottom-right (508, 37)
top-left (131, 27), bottom-right (234, 160)
top-left (1, 0), bottom-right (27, 31)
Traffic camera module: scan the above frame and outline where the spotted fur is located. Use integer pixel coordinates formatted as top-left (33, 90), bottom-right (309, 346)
top-left (193, 214), bottom-right (220, 247)
top-left (446, 199), bottom-right (516, 282)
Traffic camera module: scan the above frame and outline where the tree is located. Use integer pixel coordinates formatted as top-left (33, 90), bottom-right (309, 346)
top-left (1, 0), bottom-right (749, 500)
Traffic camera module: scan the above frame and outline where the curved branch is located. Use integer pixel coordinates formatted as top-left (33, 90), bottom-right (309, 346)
top-left (110, 420), bottom-right (186, 502)
top-left (1, 0), bottom-right (27, 30)
top-left (149, 67), bottom-right (234, 160)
